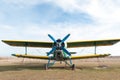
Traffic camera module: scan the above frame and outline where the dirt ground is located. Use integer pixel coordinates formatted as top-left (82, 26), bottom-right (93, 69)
top-left (0, 56), bottom-right (120, 80)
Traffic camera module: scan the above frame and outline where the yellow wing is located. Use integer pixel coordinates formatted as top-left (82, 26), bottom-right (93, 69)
top-left (67, 39), bottom-right (120, 48)
top-left (12, 53), bottom-right (110, 60)
top-left (12, 54), bottom-right (49, 60)
top-left (2, 40), bottom-right (53, 48)
top-left (71, 54), bottom-right (110, 59)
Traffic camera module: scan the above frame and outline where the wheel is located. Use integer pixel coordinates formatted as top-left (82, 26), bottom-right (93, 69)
top-left (72, 64), bottom-right (75, 70)
top-left (45, 64), bottom-right (48, 70)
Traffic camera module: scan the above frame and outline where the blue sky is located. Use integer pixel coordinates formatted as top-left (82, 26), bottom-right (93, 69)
top-left (0, 0), bottom-right (120, 56)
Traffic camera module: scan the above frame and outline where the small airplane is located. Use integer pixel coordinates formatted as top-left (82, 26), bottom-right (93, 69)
top-left (2, 34), bottom-right (120, 70)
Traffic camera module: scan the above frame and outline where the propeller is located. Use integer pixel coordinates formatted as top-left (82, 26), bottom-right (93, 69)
top-left (47, 46), bottom-right (56, 56)
top-left (62, 34), bottom-right (70, 42)
top-left (48, 34), bottom-right (56, 42)
top-left (47, 34), bottom-right (71, 56)
top-left (61, 34), bottom-right (71, 56)
top-left (62, 47), bottom-right (71, 56)
top-left (47, 34), bottom-right (56, 56)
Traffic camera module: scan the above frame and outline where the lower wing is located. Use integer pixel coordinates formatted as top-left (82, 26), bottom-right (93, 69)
top-left (12, 53), bottom-right (110, 60)
top-left (12, 54), bottom-right (49, 60)
top-left (71, 54), bottom-right (110, 59)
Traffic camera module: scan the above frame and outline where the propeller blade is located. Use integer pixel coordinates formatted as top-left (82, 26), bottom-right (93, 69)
top-left (62, 47), bottom-right (71, 56)
top-left (47, 47), bottom-right (56, 56)
top-left (62, 34), bottom-right (70, 42)
top-left (48, 34), bottom-right (56, 42)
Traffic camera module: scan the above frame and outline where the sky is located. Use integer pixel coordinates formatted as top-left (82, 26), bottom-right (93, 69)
top-left (0, 0), bottom-right (120, 56)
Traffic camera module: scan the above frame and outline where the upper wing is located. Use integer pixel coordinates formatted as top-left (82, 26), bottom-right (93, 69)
top-left (71, 54), bottom-right (110, 59)
top-left (2, 40), bottom-right (53, 48)
top-left (67, 39), bottom-right (120, 48)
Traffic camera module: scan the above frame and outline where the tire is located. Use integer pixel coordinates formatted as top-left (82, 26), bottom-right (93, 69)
top-left (72, 64), bottom-right (75, 70)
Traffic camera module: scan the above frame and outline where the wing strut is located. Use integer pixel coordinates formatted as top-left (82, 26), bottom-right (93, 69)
top-left (25, 42), bottom-right (28, 55)
top-left (94, 42), bottom-right (97, 54)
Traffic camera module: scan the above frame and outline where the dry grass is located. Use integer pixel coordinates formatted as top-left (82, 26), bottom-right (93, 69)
top-left (0, 57), bottom-right (120, 80)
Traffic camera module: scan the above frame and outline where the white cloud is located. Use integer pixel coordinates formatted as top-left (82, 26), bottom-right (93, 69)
top-left (85, 0), bottom-right (120, 24)
top-left (2, 0), bottom-right (50, 6)
top-left (51, 0), bottom-right (78, 13)
top-left (2, 0), bottom-right (120, 24)
top-left (1, 0), bottom-right (51, 9)
top-left (51, 0), bottom-right (120, 24)
top-left (13, 22), bottom-right (119, 40)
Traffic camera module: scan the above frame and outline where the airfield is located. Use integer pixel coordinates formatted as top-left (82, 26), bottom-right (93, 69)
top-left (0, 56), bottom-right (120, 80)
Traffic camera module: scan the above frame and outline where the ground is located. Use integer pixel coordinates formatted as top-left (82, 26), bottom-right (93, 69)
top-left (0, 56), bottom-right (120, 80)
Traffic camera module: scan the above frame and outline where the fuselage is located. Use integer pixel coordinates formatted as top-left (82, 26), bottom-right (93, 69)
top-left (52, 39), bottom-right (67, 61)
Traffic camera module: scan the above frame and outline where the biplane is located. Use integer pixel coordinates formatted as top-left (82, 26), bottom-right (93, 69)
top-left (2, 34), bottom-right (120, 70)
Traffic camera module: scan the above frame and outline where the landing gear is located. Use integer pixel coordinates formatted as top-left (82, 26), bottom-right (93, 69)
top-left (45, 58), bottom-right (56, 70)
top-left (71, 64), bottom-right (75, 70)
top-left (45, 57), bottom-right (75, 70)
top-left (64, 59), bottom-right (75, 70)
